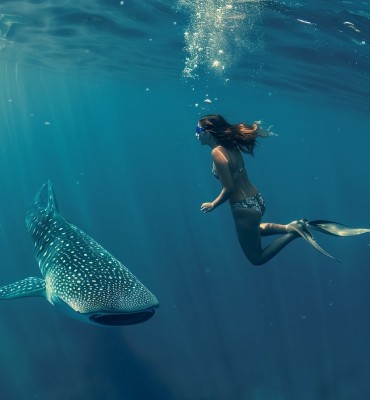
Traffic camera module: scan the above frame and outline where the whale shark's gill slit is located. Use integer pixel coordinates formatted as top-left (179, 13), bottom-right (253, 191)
top-left (90, 310), bottom-right (156, 326)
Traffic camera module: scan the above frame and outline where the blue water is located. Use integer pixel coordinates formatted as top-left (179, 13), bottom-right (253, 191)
top-left (0, 1), bottom-right (370, 399)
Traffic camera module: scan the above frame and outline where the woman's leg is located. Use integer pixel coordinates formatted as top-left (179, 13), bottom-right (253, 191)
top-left (260, 222), bottom-right (289, 236)
top-left (232, 208), bottom-right (298, 266)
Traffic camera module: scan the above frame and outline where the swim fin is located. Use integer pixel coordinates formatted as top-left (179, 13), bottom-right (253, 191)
top-left (306, 220), bottom-right (370, 237)
top-left (287, 219), bottom-right (341, 262)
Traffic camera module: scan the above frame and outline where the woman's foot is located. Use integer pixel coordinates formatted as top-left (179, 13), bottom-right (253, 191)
top-left (287, 219), bottom-right (341, 262)
top-left (286, 219), bottom-right (310, 235)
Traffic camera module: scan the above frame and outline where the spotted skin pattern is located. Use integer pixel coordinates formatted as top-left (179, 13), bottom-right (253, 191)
top-left (0, 181), bottom-right (159, 326)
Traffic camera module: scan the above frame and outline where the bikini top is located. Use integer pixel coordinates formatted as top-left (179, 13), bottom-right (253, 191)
top-left (212, 149), bottom-right (246, 180)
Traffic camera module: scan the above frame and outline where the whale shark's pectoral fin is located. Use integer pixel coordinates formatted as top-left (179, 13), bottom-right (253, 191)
top-left (307, 220), bottom-right (370, 237)
top-left (288, 220), bottom-right (341, 262)
top-left (0, 277), bottom-right (46, 300)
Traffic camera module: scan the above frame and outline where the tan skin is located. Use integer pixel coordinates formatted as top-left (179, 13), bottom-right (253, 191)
top-left (198, 125), bottom-right (298, 266)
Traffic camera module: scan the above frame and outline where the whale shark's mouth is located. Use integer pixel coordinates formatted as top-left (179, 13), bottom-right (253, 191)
top-left (89, 309), bottom-right (156, 326)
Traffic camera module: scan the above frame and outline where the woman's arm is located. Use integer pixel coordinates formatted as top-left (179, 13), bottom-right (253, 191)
top-left (201, 147), bottom-right (235, 213)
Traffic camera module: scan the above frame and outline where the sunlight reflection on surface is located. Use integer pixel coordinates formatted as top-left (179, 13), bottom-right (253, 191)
top-left (179, 0), bottom-right (262, 78)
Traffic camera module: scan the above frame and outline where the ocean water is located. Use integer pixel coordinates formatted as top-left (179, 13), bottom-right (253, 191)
top-left (0, 1), bottom-right (370, 399)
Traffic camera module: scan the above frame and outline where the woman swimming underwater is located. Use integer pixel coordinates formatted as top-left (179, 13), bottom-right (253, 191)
top-left (196, 114), bottom-right (370, 265)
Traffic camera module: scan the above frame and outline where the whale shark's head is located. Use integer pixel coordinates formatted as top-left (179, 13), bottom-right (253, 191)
top-left (26, 180), bottom-right (58, 234)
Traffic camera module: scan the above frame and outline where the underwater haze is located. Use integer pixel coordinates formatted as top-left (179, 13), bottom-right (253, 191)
top-left (1, 1), bottom-right (370, 399)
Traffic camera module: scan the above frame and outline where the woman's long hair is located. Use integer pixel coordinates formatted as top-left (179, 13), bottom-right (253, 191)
top-left (199, 114), bottom-right (275, 155)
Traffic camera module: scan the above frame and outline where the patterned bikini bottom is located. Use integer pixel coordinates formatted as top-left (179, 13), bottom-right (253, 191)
top-left (230, 192), bottom-right (266, 216)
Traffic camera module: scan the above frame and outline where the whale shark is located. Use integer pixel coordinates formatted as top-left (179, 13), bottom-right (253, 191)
top-left (0, 181), bottom-right (159, 326)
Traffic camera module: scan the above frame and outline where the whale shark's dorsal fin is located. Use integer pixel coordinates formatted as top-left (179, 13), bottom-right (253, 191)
top-left (0, 277), bottom-right (46, 299)
top-left (32, 180), bottom-right (59, 215)
top-left (47, 180), bottom-right (59, 214)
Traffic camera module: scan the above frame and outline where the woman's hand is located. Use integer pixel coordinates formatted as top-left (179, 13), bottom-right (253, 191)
top-left (201, 202), bottom-right (215, 213)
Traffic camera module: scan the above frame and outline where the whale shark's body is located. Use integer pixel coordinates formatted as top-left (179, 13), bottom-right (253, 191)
top-left (0, 181), bottom-right (159, 326)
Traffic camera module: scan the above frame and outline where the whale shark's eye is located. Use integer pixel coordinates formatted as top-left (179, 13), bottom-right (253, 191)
top-left (90, 310), bottom-right (155, 326)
